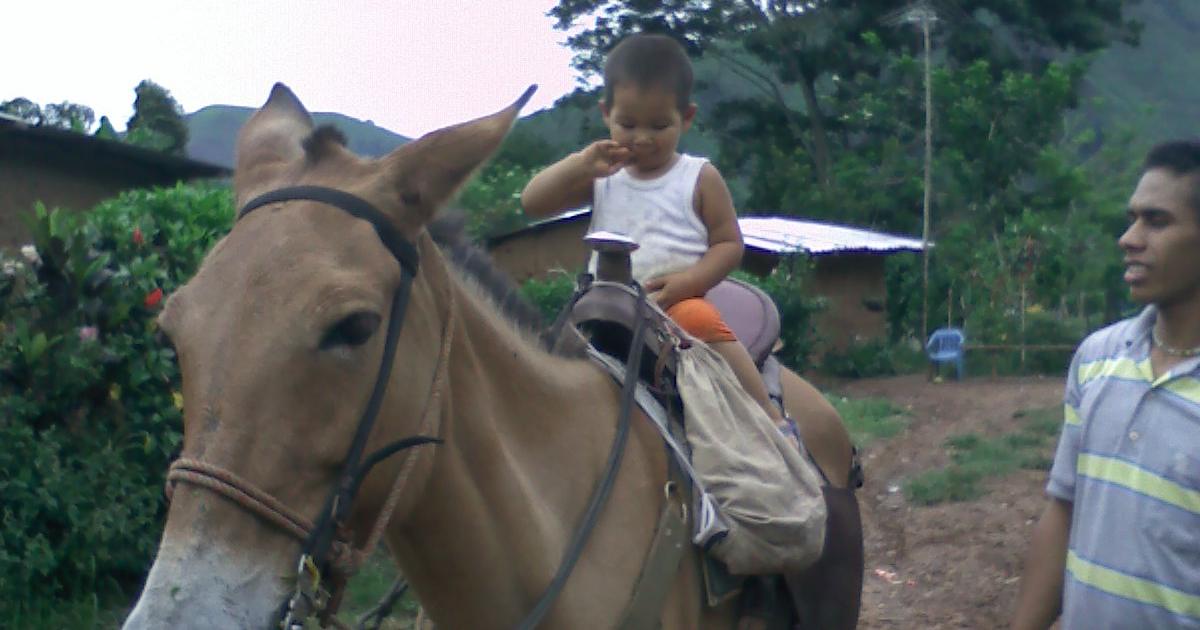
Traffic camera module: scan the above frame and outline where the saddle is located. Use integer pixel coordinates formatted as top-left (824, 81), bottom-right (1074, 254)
top-left (559, 276), bottom-right (787, 404)
top-left (551, 275), bottom-right (801, 630)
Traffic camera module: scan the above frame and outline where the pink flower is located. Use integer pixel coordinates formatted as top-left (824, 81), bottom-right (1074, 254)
top-left (78, 326), bottom-right (99, 342)
top-left (132, 227), bottom-right (144, 246)
top-left (144, 288), bottom-right (163, 308)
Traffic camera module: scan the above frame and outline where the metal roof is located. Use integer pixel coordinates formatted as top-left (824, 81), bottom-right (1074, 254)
top-left (0, 116), bottom-right (230, 180)
top-left (739, 216), bottom-right (926, 256)
top-left (490, 208), bottom-right (925, 256)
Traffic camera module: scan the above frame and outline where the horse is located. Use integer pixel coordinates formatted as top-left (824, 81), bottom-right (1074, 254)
top-left (122, 83), bottom-right (861, 629)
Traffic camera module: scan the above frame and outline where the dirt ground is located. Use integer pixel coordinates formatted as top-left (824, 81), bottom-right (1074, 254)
top-left (827, 374), bottom-right (1065, 630)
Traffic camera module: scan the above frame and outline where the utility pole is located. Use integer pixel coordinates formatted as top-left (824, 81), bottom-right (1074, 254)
top-left (886, 1), bottom-right (938, 342)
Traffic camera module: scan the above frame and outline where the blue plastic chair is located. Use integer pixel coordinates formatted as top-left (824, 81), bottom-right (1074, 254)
top-left (926, 327), bottom-right (966, 381)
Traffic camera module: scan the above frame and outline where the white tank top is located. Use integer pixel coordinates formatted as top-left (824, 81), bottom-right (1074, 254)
top-left (588, 153), bottom-right (709, 283)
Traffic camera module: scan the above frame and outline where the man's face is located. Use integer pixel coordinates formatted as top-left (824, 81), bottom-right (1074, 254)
top-left (1118, 168), bottom-right (1200, 307)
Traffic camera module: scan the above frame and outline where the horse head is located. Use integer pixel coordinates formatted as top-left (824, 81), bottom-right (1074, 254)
top-left (122, 82), bottom-right (533, 629)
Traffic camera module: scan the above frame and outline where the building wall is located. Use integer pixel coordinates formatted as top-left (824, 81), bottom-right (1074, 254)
top-left (487, 218), bottom-right (592, 282)
top-left (0, 134), bottom-right (203, 249)
top-left (810, 254), bottom-right (888, 351)
top-left (487, 217), bottom-right (893, 352)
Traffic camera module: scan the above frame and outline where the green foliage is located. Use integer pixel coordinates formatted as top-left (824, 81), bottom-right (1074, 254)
top-left (904, 406), bottom-right (1060, 505)
top-left (2, 97), bottom-right (96, 132)
top-left (1, 97), bottom-right (43, 124)
top-left (126, 79), bottom-right (189, 155)
top-left (820, 339), bottom-right (926, 379)
top-left (825, 395), bottom-right (908, 449)
top-left (520, 272), bottom-right (579, 322)
top-left (549, 1), bottom-right (1146, 359)
top-left (456, 163), bottom-right (536, 240)
top-left (7, 591), bottom-right (129, 630)
top-left (0, 184), bottom-right (234, 613)
top-left (332, 554), bottom-right (419, 627)
top-left (455, 123), bottom-right (559, 240)
top-left (94, 115), bottom-right (119, 140)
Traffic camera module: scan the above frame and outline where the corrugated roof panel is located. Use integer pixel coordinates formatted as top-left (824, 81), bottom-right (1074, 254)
top-left (739, 216), bottom-right (926, 255)
top-left (492, 209), bottom-right (926, 256)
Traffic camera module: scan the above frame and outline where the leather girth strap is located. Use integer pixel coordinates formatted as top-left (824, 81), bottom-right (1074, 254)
top-left (615, 475), bottom-right (690, 630)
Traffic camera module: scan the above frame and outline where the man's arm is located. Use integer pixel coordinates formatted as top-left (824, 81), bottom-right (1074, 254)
top-left (1011, 497), bottom-right (1072, 630)
top-left (520, 140), bottom-right (631, 218)
top-left (644, 162), bottom-right (742, 305)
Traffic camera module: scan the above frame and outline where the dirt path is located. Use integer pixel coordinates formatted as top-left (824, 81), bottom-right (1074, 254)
top-left (830, 375), bottom-right (1065, 629)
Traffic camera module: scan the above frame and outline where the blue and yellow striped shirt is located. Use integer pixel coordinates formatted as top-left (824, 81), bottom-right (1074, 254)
top-left (1048, 306), bottom-right (1200, 629)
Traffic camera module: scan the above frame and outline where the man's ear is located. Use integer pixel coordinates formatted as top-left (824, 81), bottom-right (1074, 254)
top-left (598, 99), bottom-right (610, 122)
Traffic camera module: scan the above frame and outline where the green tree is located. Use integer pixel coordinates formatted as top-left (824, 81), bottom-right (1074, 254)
top-left (93, 115), bottom-right (118, 140)
top-left (549, 0), bottom-right (1145, 346)
top-left (550, 1), bottom-right (1138, 190)
top-left (1, 97), bottom-right (45, 125)
top-left (42, 102), bottom-right (95, 132)
top-left (125, 80), bottom-right (189, 155)
top-left (1, 99), bottom-right (97, 132)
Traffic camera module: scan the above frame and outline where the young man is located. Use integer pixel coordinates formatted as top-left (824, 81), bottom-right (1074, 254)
top-left (521, 33), bottom-right (789, 428)
top-left (1011, 139), bottom-right (1200, 629)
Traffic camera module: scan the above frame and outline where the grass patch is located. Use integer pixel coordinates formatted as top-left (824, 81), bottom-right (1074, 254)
top-left (826, 394), bottom-right (909, 448)
top-left (334, 553), bottom-right (419, 627)
top-left (905, 406), bottom-right (1061, 506)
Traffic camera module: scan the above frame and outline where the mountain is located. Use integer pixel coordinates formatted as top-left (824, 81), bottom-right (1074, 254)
top-left (185, 0), bottom-right (1194, 171)
top-left (185, 106), bottom-right (409, 168)
top-left (1079, 0), bottom-right (1200, 145)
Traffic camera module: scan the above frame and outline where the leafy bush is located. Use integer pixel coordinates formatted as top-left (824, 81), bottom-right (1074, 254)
top-left (0, 184), bottom-right (234, 612)
top-left (520, 272), bottom-right (579, 322)
top-left (819, 338), bottom-right (926, 378)
top-left (456, 163), bottom-right (536, 240)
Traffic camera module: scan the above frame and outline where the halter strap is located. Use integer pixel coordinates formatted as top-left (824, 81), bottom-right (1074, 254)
top-left (239, 186), bottom-right (419, 275)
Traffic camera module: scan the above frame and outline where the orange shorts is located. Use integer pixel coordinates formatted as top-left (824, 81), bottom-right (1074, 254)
top-left (666, 298), bottom-right (737, 344)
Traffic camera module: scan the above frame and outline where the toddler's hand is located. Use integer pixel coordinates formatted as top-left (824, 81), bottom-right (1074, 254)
top-left (579, 140), bottom-right (632, 178)
top-left (643, 272), bottom-right (699, 310)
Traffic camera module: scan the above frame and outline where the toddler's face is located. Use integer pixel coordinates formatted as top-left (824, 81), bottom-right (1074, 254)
top-left (601, 84), bottom-right (695, 176)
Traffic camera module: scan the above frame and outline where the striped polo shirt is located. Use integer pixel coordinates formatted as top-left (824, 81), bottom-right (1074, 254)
top-left (1047, 306), bottom-right (1200, 628)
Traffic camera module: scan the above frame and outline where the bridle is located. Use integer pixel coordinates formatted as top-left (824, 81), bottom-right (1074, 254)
top-left (162, 185), bottom-right (646, 629)
top-left (164, 186), bottom-right (443, 629)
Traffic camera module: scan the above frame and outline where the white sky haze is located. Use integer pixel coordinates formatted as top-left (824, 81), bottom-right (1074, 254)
top-left (2, 0), bottom-right (586, 138)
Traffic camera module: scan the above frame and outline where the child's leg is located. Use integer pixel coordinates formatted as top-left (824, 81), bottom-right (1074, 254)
top-left (710, 340), bottom-right (785, 424)
top-left (662, 297), bottom-right (789, 427)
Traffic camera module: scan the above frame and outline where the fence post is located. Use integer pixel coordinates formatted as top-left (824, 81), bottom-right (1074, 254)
top-left (1020, 282), bottom-right (1027, 371)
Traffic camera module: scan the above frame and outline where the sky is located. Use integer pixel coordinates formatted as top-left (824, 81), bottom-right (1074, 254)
top-left (2, 0), bottom-right (590, 138)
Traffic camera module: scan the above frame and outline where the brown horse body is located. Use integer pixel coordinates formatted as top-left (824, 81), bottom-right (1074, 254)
top-left (122, 85), bottom-right (859, 629)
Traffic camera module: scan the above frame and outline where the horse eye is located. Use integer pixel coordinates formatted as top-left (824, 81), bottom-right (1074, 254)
top-left (320, 311), bottom-right (381, 350)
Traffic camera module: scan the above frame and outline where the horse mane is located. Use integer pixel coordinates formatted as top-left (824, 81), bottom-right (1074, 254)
top-left (426, 211), bottom-right (547, 333)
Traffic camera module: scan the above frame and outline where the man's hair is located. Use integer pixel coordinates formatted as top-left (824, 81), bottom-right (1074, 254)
top-left (1143, 139), bottom-right (1200, 215)
top-left (603, 33), bottom-right (693, 111)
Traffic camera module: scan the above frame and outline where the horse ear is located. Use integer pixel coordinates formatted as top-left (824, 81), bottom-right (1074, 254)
top-left (381, 85), bottom-right (536, 230)
top-left (234, 83), bottom-right (314, 205)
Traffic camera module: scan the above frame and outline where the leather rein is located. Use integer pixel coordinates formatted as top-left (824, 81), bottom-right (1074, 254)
top-left (162, 186), bottom-right (648, 630)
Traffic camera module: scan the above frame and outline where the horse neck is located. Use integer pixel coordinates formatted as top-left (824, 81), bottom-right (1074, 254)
top-left (389, 241), bottom-right (627, 623)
